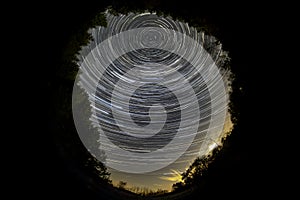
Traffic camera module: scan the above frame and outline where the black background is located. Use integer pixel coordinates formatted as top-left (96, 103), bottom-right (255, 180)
top-left (9, 0), bottom-right (290, 199)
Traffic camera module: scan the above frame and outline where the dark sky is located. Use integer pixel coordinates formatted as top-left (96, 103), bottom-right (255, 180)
top-left (18, 0), bottom-right (287, 199)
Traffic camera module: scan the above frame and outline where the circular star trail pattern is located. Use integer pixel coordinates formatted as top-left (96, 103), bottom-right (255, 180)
top-left (72, 11), bottom-right (230, 174)
top-left (96, 50), bottom-right (209, 154)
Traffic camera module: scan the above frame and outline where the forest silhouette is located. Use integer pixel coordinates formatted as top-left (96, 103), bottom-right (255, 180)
top-left (46, 1), bottom-right (252, 199)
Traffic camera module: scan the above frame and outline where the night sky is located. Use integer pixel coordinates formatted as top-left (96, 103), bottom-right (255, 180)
top-left (19, 0), bottom-right (287, 199)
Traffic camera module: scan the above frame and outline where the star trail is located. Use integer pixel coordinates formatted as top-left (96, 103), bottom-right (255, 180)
top-left (72, 10), bottom-right (233, 190)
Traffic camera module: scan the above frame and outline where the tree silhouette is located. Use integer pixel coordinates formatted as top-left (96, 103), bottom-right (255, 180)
top-left (117, 181), bottom-right (127, 189)
top-left (85, 156), bottom-right (111, 183)
top-left (49, 2), bottom-right (243, 199)
top-left (172, 145), bottom-right (223, 192)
